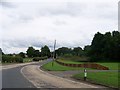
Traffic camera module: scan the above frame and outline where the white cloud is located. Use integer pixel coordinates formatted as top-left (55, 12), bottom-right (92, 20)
top-left (0, 0), bottom-right (118, 53)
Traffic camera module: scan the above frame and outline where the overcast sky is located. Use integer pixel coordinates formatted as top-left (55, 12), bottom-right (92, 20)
top-left (0, 0), bottom-right (119, 54)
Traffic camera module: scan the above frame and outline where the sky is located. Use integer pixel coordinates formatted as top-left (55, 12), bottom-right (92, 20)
top-left (0, 0), bottom-right (119, 54)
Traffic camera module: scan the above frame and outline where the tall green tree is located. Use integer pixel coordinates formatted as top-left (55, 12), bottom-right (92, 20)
top-left (55, 47), bottom-right (72, 56)
top-left (90, 31), bottom-right (120, 62)
top-left (111, 31), bottom-right (120, 61)
top-left (102, 32), bottom-right (112, 60)
top-left (26, 47), bottom-right (35, 57)
top-left (19, 52), bottom-right (25, 58)
top-left (33, 50), bottom-right (40, 57)
top-left (90, 32), bottom-right (105, 61)
top-left (73, 47), bottom-right (83, 56)
top-left (41, 45), bottom-right (51, 57)
top-left (0, 48), bottom-right (4, 55)
top-left (84, 45), bottom-right (91, 56)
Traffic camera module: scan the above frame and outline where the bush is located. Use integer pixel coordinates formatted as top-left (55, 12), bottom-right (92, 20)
top-left (33, 56), bottom-right (48, 61)
top-left (61, 56), bottom-right (89, 62)
top-left (2, 55), bottom-right (23, 63)
top-left (14, 56), bottom-right (23, 63)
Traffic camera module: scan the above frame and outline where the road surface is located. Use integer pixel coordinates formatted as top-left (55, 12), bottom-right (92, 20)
top-left (2, 59), bottom-right (110, 89)
top-left (2, 62), bottom-right (38, 88)
top-left (2, 59), bottom-right (54, 88)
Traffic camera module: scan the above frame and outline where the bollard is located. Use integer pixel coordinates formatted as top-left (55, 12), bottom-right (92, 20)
top-left (84, 68), bottom-right (87, 81)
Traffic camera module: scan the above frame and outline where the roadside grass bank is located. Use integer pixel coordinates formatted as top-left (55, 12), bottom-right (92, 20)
top-left (42, 59), bottom-right (119, 88)
top-left (42, 61), bottom-right (93, 71)
top-left (73, 72), bottom-right (119, 88)
top-left (57, 58), bottom-right (119, 70)
top-left (97, 63), bottom-right (119, 70)
top-left (42, 58), bottom-right (119, 71)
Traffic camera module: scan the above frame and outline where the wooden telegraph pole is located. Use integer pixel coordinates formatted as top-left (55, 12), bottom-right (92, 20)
top-left (52, 40), bottom-right (56, 66)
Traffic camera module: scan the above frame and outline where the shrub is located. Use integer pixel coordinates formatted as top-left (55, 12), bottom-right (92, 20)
top-left (33, 56), bottom-right (48, 61)
top-left (2, 55), bottom-right (23, 63)
top-left (14, 56), bottom-right (23, 63)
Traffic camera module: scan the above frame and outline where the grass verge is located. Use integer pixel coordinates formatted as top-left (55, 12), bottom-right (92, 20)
top-left (97, 62), bottom-right (119, 70)
top-left (42, 61), bottom-right (93, 71)
top-left (57, 59), bottom-right (119, 70)
top-left (73, 72), bottom-right (119, 88)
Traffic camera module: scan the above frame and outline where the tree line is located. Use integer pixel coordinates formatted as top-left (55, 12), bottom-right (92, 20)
top-left (26, 45), bottom-right (51, 58)
top-left (55, 31), bottom-right (120, 62)
top-left (0, 45), bottom-right (51, 63)
top-left (89, 31), bottom-right (120, 62)
top-left (56, 31), bottom-right (120, 62)
top-left (1, 30), bottom-right (119, 63)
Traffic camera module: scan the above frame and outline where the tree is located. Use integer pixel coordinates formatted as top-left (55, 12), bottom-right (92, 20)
top-left (26, 47), bottom-right (35, 57)
top-left (73, 47), bottom-right (83, 56)
top-left (90, 32), bottom-right (105, 61)
top-left (0, 48), bottom-right (2, 55)
top-left (90, 31), bottom-right (120, 62)
top-left (55, 47), bottom-right (72, 56)
top-left (33, 50), bottom-right (40, 57)
top-left (102, 32), bottom-right (112, 60)
top-left (41, 45), bottom-right (51, 57)
top-left (111, 31), bottom-right (120, 61)
top-left (84, 45), bottom-right (91, 56)
top-left (19, 52), bottom-right (25, 58)
top-left (0, 48), bottom-right (4, 55)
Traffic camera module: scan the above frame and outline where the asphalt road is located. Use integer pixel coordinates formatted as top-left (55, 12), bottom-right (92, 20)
top-left (2, 65), bottom-right (35, 88)
top-left (2, 59), bottom-right (116, 89)
top-left (2, 59), bottom-right (52, 88)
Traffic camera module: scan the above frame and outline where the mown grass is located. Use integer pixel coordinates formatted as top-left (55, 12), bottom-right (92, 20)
top-left (42, 58), bottom-right (119, 88)
top-left (97, 62), bottom-right (119, 70)
top-left (57, 59), bottom-right (119, 70)
top-left (42, 58), bottom-right (119, 71)
top-left (42, 61), bottom-right (91, 71)
top-left (73, 72), bottom-right (119, 88)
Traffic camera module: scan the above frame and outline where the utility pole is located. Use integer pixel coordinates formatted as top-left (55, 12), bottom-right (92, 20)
top-left (52, 40), bottom-right (56, 66)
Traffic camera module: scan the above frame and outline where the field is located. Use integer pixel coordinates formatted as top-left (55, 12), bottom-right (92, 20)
top-left (73, 72), bottom-right (119, 88)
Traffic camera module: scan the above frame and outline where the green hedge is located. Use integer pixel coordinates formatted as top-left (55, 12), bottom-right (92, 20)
top-left (2, 55), bottom-right (23, 63)
top-left (33, 56), bottom-right (48, 61)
